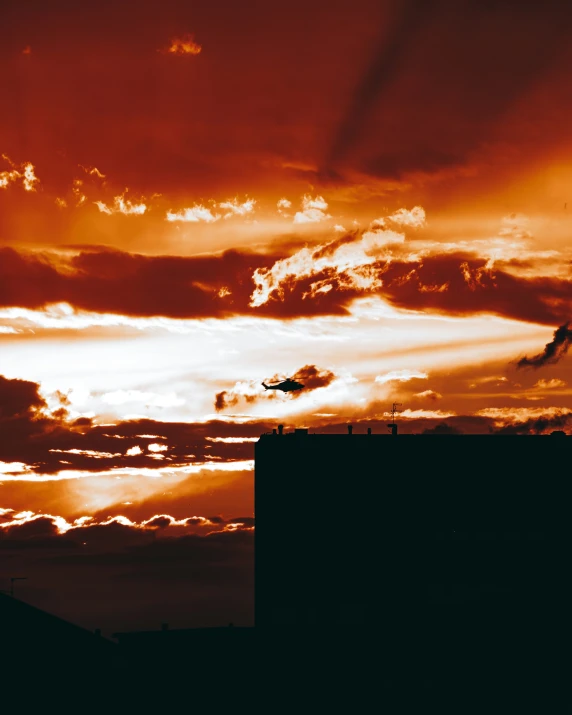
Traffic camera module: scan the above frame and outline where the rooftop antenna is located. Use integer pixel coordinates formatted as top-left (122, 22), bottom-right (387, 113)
top-left (387, 402), bottom-right (402, 435)
top-left (391, 402), bottom-right (402, 422)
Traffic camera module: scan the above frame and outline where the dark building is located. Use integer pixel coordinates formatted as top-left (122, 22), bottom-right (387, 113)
top-left (113, 623), bottom-right (254, 672)
top-left (0, 592), bottom-right (119, 678)
top-left (254, 426), bottom-right (572, 632)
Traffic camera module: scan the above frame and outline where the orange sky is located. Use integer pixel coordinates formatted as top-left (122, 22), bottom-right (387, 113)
top-left (2, 0), bottom-right (572, 630)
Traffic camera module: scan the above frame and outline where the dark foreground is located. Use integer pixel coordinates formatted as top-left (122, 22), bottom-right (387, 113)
top-left (1, 605), bottom-right (567, 710)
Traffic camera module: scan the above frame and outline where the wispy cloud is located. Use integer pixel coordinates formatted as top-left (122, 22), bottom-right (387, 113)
top-left (414, 389), bottom-right (442, 401)
top-left (95, 191), bottom-right (147, 215)
top-left (166, 205), bottom-right (220, 223)
top-left (533, 378), bottom-right (566, 389)
top-left (161, 33), bottom-right (202, 56)
top-left (79, 165), bottom-right (106, 179)
top-left (375, 369), bottom-right (428, 385)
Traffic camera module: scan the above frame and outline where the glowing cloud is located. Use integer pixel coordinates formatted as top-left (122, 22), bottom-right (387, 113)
top-left (533, 378), bottom-right (566, 389)
top-left (95, 191), bottom-right (147, 215)
top-left (372, 206), bottom-right (426, 229)
top-left (250, 206), bottom-right (425, 307)
top-left (166, 205), bottom-right (220, 223)
top-left (0, 154), bottom-right (39, 191)
top-left (72, 179), bottom-right (87, 205)
top-left (394, 409), bottom-right (456, 419)
top-left (163, 34), bottom-right (202, 56)
top-left (0, 509), bottom-right (252, 536)
top-left (218, 198), bottom-right (256, 218)
top-left (148, 443), bottom-right (168, 452)
top-left (293, 194), bottom-right (331, 224)
top-left (375, 369), bottom-right (428, 385)
top-left (414, 389), bottom-right (442, 401)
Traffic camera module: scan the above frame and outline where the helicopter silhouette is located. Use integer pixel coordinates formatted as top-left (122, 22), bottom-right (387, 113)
top-left (262, 378), bottom-right (304, 393)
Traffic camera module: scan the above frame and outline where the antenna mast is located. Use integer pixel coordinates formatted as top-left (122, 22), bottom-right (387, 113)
top-left (387, 402), bottom-right (402, 435)
top-left (391, 402), bottom-right (402, 422)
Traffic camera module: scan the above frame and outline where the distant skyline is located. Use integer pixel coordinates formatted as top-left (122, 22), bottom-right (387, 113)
top-left (2, 0), bottom-right (572, 631)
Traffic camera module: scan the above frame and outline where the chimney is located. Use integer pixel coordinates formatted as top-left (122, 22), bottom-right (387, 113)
top-left (272, 428), bottom-right (277, 434)
top-left (278, 424), bottom-right (284, 435)
top-left (161, 623), bottom-right (169, 631)
top-left (367, 427), bottom-right (372, 435)
top-left (387, 423), bottom-right (398, 436)
top-left (347, 424), bottom-right (353, 435)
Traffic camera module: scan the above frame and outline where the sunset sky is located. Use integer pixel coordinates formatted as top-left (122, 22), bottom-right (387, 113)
top-left (2, 0), bottom-right (572, 632)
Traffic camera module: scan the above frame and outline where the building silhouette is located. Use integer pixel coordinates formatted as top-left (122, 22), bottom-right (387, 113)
top-left (0, 591), bottom-right (119, 678)
top-left (254, 425), bottom-right (572, 632)
top-left (112, 624), bottom-right (254, 677)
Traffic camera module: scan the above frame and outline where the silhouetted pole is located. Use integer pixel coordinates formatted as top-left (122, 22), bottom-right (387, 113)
top-left (10, 577), bottom-right (27, 597)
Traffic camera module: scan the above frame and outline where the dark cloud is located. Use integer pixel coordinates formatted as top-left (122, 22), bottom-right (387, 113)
top-left (493, 413), bottom-right (572, 435)
top-left (215, 365), bottom-right (337, 410)
top-left (0, 374), bottom-right (45, 420)
top-left (0, 247), bottom-right (273, 319)
top-left (290, 365), bottom-right (337, 392)
top-left (144, 516), bottom-right (171, 529)
top-left (214, 390), bottom-right (233, 411)
top-left (2, 516), bottom-right (60, 540)
top-left (379, 255), bottom-right (572, 326)
top-left (516, 322), bottom-right (572, 369)
top-left (0, 512), bottom-right (254, 549)
top-left (254, 252), bottom-right (572, 325)
top-left (3, 246), bottom-right (572, 325)
top-left (0, 373), bottom-right (273, 473)
top-left (422, 423), bottom-right (461, 435)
